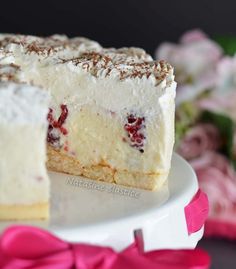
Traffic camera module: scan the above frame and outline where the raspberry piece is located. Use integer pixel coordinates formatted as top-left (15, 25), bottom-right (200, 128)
top-left (124, 114), bottom-right (146, 153)
top-left (46, 104), bottom-right (69, 147)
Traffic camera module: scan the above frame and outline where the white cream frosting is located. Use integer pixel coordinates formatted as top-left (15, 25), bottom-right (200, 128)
top-left (0, 82), bottom-right (50, 205)
top-left (0, 34), bottom-right (102, 65)
top-left (0, 82), bottom-right (49, 124)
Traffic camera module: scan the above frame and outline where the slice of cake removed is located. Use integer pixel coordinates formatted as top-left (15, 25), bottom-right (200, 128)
top-left (0, 82), bottom-right (50, 220)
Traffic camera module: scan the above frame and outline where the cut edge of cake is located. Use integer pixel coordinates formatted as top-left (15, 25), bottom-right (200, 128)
top-left (0, 82), bottom-right (50, 220)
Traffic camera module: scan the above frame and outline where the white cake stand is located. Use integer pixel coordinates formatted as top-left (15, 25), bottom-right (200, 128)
top-left (0, 153), bottom-right (203, 251)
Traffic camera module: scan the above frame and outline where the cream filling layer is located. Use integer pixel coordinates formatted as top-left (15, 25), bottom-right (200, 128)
top-left (18, 63), bottom-right (176, 173)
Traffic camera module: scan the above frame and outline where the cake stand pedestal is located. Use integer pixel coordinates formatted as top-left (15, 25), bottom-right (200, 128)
top-left (0, 154), bottom-right (206, 251)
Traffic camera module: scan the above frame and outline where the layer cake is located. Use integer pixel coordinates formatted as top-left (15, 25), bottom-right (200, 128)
top-left (0, 34), bottom-right (176, 191)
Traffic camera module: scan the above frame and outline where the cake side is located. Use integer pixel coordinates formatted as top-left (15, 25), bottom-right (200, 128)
top-left (42, 57), bottom-right (176, 190)
top-left (0, 82), bottom-right (50, 219)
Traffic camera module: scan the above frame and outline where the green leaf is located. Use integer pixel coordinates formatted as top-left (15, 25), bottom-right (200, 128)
top-left (201, 110), bottom-right (236, 167)
top-left (175, 102), bottom-right (200, 147)
top-left (214, 36), bottom-right (236, 56)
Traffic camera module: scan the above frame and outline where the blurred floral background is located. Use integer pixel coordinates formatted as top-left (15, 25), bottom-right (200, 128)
top-left (156, 29), bottom-right (236, 239)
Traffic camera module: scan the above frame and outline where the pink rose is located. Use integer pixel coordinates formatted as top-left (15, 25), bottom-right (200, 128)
top-left (180, 29), bottom-right (208, 43)
top-left (198, 92), bottom-right (236, 121)
top-left (155, 29), bottom-right (223, 104)
top-left (177, 123), bottom-right (221, 160)
top-left (215, 56), bottom-right (236, 93)
top-left (156, 29), bottom-right (222, 81)
top-left (190, 151), bottom-right (236, 222)
top-left (197, 56), bottom-right (236, 120)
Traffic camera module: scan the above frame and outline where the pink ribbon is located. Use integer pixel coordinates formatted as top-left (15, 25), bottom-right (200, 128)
top-left (205, 219), bottom-right (236, 239)
top-left (0, 225), bottom-right (210, 269)
top-left (185, 189), bottom-right (209, 234)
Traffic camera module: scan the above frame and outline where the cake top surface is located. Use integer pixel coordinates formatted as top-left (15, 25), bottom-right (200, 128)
top-left (0, 63), bottom-right (20, 82)
top-left (60, 50), bottom-right (173, 85)
top-left (0, 34), bottom-right (102, 56)
top-left (0, 34), bottom-right (174, 86)
top-left (0, 82), bottom-right (50, 124)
